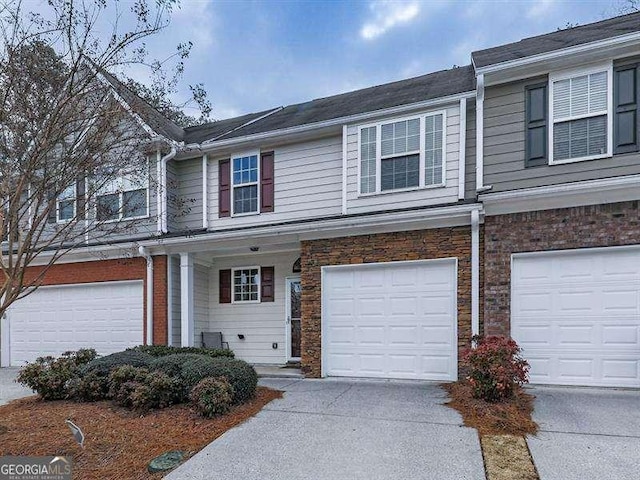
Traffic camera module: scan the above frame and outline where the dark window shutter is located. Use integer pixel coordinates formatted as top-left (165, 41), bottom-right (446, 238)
top-left (219, 269), bottom-right (231, 303)
top-left (47, 189), bottom-right (57, 223)
top-left (261, 266), bottom-right (274, 302)
top-left (76, 177), bottom-right (86, 220)
top-left (260, 151), bottom-right (274, 213)
top-left (614, 64), bottom-right (640, 154)
top-left (525, 83), bottom-right (548, 168)
top-left (219, 159), bottom-right (231, 218)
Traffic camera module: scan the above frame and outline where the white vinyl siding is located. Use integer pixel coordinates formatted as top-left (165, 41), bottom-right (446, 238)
top-left (346, 104), bottom-right (461, 214)
top-left (208, 136), bottom-right (342, 228)
top-left (172, 158), bottom-right (203, 231)
top-left (170, 255), bottom-right (182, 347)
top-left (549, 64), bottom-right (613, 164)
top-left (209, 251), bottom-right (300, 364)
top-left (194, 264), bottom-right (210, 347)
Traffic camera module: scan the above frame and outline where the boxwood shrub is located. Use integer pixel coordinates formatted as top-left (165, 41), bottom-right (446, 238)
top-left (129, 345), bottom-right (234, 359)
top-left (108, 365), bottom-right (182, 412)
top-left (180, 357), bottom-right (258, 404)
top-left (80, 350), bottom-right (154, 378)
top-left (190, 377), bottom-right (234, 418)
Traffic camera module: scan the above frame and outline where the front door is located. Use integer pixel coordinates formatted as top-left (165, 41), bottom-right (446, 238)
top-left (286, 278), bottom-right (301, 361)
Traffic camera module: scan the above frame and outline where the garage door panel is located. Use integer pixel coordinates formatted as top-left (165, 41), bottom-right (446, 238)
top-left (512, 248), bottom-right (640, 387)
top-left (324, 260), bottom-right (457, 381)
top-left (8, 281), bottom-right (143, 366)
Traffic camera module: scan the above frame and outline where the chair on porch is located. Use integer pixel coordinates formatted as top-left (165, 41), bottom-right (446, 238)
top-left (202, 331), bottom-right (230, 350)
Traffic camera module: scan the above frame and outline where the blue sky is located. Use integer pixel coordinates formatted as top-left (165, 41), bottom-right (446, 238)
top-left (134, 0), bottom-right (633, 120)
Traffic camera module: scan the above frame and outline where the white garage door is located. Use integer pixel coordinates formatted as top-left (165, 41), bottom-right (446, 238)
top-left (6, 281), bottom-right (144, 366)
top-left (323, 259), bottom-right (457, 380)
top-left (512, 247), bottom-right (640, 387)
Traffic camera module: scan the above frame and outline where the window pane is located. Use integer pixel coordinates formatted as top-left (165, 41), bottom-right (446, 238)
top-left (589, 71), bottom-right (608, 113)
top-left (570, 75), bottom-right (589, 117)
top-left (96, 194), bottom-right (119, 221)
top-left (554, 70), bottom-right (608, 120)
top-left (233, 268), bottom-right (259, 302)
top-left (233, 185), bottom-right (258, 214)
top-left (232, 155), bottom-right (258, 187)
top-left (360, 126), bottom-right (377, 193)
top-left (553, 79), bottom-right (571, 119)
top-left (122, 189), bottom-right (147, 218)
top-left (380, 154), bottom-right (419, 191)
top-left (380, 119), bottom-right (420, 157)
top-left (58, 199), bottom-right (75, 221)
top-left (425, 113), bottom-right (444, 186)
top-left (553, 115), bottom-right (607, 160)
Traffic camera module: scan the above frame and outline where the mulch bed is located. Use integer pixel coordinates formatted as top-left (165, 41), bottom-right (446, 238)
top-left (443, 382), bottom-right (538, 436)
top-left (0, 387), bottom-right (282, 479)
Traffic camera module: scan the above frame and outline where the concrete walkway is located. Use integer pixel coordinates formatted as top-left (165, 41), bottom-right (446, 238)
top-left (527, 386), bottom-right (640, 480)
top-left (0, 368), bottom-right (34, 406)
top-left (166, 378), bottom-right (485, 480)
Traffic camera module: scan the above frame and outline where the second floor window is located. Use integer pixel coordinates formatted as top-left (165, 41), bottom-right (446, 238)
top-left (57, 184), bottom-right (76, 222)
top-left (359, 112), bottom-right (445, 195)
top-left (232, 154), bottom-right (259, 215)
top-left (96, 168), bottom-right (148, 221)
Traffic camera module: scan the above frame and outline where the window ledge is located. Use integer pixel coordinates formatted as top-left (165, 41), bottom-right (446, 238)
top-left (99, 213), bottom-right (150, 224)
top-left (549, 153), bottom-right (612, 166)
top-left (358, 182), bottom-right (447, 198)
top-left (231, 211), bottom-right (260, 218)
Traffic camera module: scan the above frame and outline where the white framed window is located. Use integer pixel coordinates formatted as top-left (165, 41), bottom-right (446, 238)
top-left (549, 62), bottom-right (613, 164)
top-left (57, 184), bottom-right (76, 222)
top-left (96, 165), bottom-right (149, 222)
top-left (358, 111), bottom-right (446, 195)
top-left (231, 152), bottom-right (259, 216)
top-left (232, 267), bottom-right (260, 303)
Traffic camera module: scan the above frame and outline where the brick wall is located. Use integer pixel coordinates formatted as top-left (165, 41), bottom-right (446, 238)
top-left (22, 256), bottom-right (168, 345)
top-left (300, 227), bottom-right (477, 378)
top-left (484, 201), bottom-right (640, 336)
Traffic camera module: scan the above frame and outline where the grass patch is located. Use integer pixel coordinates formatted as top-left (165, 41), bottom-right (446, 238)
top-left (0, 387), bottom-right (282, 479)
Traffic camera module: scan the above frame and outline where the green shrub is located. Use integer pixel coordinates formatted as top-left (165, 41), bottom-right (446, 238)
top-left (190, 377), bottom-right (234, 418)
top-left (149, 353), bottom-right (210, 380)
top-left (180, 357), bottom-right (257, 404)
top-left (108, 365), bottom-right (181, 412)
top-left (130, 345), bottom-right (234, 359)
top-left (67, 371), bottom-right (109, 402)
top-left (16, 349), bottom-right (98, 400)
top-left (80, 350), bottom-right (153, 378)
top-left (462, 335), bottom-right (530, 402)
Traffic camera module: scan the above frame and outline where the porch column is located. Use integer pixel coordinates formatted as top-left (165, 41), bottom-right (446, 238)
top-left (180, 252), bottom-right (195, 347)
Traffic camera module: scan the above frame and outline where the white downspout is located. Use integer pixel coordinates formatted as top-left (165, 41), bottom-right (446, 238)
top-left (475, 74), bottom-right (488, 193)
top-left (158, 146), bottom-right (177, 234)
top-left (471, 209), bottom-right (480, 339)
top-left (155, 149), bottom-right (162, 234)
top-left (202, 154), bottom-right (208, 229)
top-left (139, 246), bottom-right (154, 345)
top-left (458, 97), bottom-right (467, 200)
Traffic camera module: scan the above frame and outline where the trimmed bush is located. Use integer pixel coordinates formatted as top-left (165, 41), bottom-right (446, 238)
top-left (180, 357), bottom-right (258, 404)
top-left (129, 345), bottom-right (234, 359)
top-left (149, 353), bottom-right (211, 380)
top-left (67, 371), bottom-right (109, 402)
top-left (80, 350), bottom-right (153, 378)
top-left (189, 377), bottom-right (234, 418)
top-left (461, 335), bottom-right (530, 402)
top-left (16, 349), bottom-right (98, 400)
top-left (108, 365), bottom-right (181, 412)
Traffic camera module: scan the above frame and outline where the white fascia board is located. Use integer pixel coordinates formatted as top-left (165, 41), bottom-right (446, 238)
top-left (475, 31), bottom-right (640, 77)
top-left (480, 175), bottom-right (640, 215)
top-left (21, 243), bottom-right (141, 266)
top-left (140, 203), bottom-right (484, 254)
top-left (184, 91), bottom-right (476, 153)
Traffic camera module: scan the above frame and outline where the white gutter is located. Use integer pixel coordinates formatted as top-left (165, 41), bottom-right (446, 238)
top-left (202, 154), bottom-right (208, 229)
top-left (159, 146), bottom-right (177, 233)
top-left (474, 30), bottom-right (640, 76)
top-left (184, 91), bottom-right (477, 152)
top-left (471, 209), bottom-right (480, 338)
top-left (458, 97), bottom-right (467, 200)
top-left (138, 246), bottom-right (154, 345)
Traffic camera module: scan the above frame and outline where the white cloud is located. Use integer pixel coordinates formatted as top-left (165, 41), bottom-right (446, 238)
top-left (360, 0), bottom-right (420, 40)
top-left (526, 0), bottom-right (556, 19)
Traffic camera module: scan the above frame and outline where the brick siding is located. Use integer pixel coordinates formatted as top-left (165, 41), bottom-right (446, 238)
top-left (484, 201), bottom-right (640, 336)
top-left (300, 227), bottom-right (480, 378)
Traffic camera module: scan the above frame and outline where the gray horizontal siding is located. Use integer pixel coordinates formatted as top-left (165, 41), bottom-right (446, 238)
top-left (483, 75), bottom-right (640, 192)
top-left (208, 136), bottom-right (343, 228)
top-left (171, 157), bottom-right (203, 232)
top-left (194, 263), bottom-right (209, 348)
top-left (465, 99), bottom-right (477, 201)
top-left (170, 255), bottom-right (181, 347)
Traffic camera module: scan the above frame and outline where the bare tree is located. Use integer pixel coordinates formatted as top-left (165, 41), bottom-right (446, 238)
top-left (0, 0), bottom-right (185, 317)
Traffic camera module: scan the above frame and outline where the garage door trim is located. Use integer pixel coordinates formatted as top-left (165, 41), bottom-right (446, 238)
top-left (320, 258), bottom-right (458, 379)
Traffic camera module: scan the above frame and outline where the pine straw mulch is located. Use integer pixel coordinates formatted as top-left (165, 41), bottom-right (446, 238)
top-left (0, 387), bottom-right (282, 480)
top-left (442, 382), bottom-right (538, 436)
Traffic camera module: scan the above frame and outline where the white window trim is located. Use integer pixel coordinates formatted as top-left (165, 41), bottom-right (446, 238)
top-left (548, 61), bottom-right (614, 165)
top-left (231, 266), bottom-right (261, 304)
top-left (357, 110), bottom-right (447, 197)
top-left (56, 183), bottom-right (77, 223)
top-left (95, 162), bottom-right (150, 223)
top-left (231, 151), bottom-right (261, 217)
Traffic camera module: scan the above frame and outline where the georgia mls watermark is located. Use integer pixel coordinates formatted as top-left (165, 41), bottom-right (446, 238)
top-left (0, 456), bottom-right (72, 480)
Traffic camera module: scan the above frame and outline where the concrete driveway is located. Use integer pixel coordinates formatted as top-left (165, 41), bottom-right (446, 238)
top-left (166, 378), bottom-right (485, 480)
top-left (0, 368), bottom-right (34, 406)
top-left (527, 386), bottom-right (640, 480)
